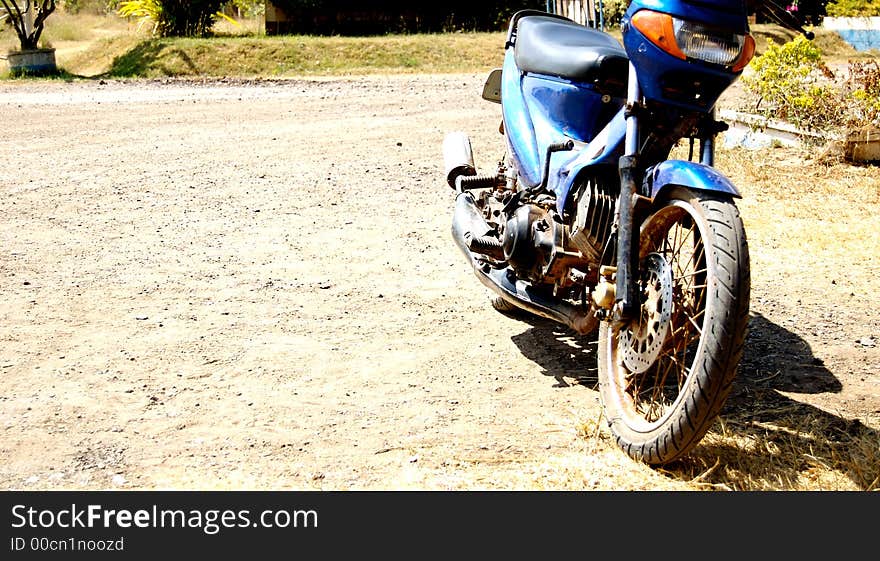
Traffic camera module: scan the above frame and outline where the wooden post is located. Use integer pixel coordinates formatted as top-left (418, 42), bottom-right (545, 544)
top-left (549, 1), bottom-right (601, 27)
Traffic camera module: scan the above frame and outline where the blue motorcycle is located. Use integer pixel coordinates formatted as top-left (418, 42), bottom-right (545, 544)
top-left (444, 0), bottom-right (769, 465)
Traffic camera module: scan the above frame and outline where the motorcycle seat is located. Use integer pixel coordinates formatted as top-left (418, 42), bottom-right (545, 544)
top-left (514, 15), bottom-right (629, 95)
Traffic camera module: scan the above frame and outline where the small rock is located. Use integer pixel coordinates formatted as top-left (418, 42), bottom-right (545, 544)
top-left (135, 315), bottom-right (149, 321)
top-left (857, 338), bottom-right (876, 348)
top-left (111, 474), bottom-right (127, 487)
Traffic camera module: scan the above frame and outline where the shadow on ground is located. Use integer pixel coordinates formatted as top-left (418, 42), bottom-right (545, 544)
top-left (685, 312), bottom-right (878, 490)
top-left (508, 312), bottom-right (598, 389)
top-left (508, 310), bottom-right (878, 490)
top-left (108, 40), bottom-right (199, 77)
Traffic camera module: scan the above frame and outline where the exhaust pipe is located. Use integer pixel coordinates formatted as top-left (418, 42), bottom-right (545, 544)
top-left (443, 132), bottom-right (476, 189)
top-left (451, 192), bottom-right (494, 256)
top-left (451, 192), bottom-right (597, 334)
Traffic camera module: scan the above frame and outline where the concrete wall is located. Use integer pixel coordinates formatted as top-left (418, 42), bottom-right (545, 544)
top-left (823, 16), bottom-right (880, 52)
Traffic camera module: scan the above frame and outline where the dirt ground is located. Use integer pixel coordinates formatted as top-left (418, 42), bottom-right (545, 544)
top-left (1, 74), bottom-right (878, 490)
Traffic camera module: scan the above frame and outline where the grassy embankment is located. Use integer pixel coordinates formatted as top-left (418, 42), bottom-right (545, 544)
top-left (1, 10), bottom-right (873, 79)
top-left (1, 11), bottom-right (509, 78)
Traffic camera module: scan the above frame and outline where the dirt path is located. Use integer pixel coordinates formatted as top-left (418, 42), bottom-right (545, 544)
top-left (1, 75), bottom-right (877, 490)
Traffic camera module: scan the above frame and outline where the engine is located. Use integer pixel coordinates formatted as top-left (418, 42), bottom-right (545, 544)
top-left (474, 189), bottom-right (587, 293)
top-left (569, 172), bottom-right (619, 265)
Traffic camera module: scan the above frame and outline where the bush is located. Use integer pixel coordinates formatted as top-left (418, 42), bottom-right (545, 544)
top-left (741, 36), bottom-right (841, 130)
top-left (61, 0), bottom-right (118, 14)
top-left (825, 0), bottom-right (880, 17)
top-left (847, 59), bottom-right (880, 125)
top-left (601, 0), bottom-right (629, 28)
top-left (230, 0), bottom-right (263, 18)
top-left (118, 0), bottom-right (226, 36)
top-left (741, 35), bottom-right (880, 132)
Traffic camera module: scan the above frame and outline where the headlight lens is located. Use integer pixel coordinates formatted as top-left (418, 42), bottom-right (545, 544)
top-left (630, 9), bottom-right (756, 72)
top-left (673, 19), bottom-right (746, 66)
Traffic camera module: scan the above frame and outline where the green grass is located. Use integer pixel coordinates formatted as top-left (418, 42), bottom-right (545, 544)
top-left (99, 32), bottom-right (508, 78)
top-left (1, 12), bottom-right (874, 80)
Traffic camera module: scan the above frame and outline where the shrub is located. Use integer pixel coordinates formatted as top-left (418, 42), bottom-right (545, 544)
top-left (846, 59), bottom-right (880, 125)
top-left (741, 35), bottom-right (880, 133)
top-left (118, 0), bottom-right (225, 37)
top-left (741, 35), bottom-right (842, 131)
top-left (61, 0), bottom-right (117, 14)
top-left (230, 0), bottom-right (263, 18)
top-left (601, 0), bottom-right (629, 28)
top-left (825, 0), bottom-right (880, 17)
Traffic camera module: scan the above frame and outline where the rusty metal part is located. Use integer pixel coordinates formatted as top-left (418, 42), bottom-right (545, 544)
top-left (592, 279), bottom-right (617, 310)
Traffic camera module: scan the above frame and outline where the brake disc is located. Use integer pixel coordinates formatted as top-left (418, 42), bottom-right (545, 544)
top-left (620, 253), bottom-right (674, 374)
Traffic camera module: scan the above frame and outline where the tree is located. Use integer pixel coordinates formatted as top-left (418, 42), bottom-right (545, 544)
top-left (229, 0), bottom-right (263, 17)
top-left (117, 0), bottom-right (226, 37)
top-left (0, 0), bottom-right (57, 50)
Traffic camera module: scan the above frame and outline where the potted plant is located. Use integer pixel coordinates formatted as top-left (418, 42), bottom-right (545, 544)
top-left (1, 0), bottom-right (58, 75)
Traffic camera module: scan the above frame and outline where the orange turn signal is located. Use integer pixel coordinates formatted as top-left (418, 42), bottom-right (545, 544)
top-left (631, 10), bottom-right (686, 61)
top-left (732, 34), bottom-right (756, 72)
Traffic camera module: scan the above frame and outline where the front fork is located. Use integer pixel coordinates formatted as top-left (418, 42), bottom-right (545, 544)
top-left (610, 62), bottom-right (718, 322)
top-left (612, 63), bottom-right (643, 321)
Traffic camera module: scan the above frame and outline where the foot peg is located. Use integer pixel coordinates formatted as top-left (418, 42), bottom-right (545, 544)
top-left (464, 232), bottom-right (504, 259)
top-left (455, 174), bottom-right (502, 192)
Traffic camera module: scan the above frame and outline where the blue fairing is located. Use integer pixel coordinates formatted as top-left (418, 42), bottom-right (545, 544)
top-left (502, 49), bottom-right (625, 191)
top-left (623, 1), bottom-right (748, 111)
top-left (502, 51), bottom-right (541, 188)
top-left (550, 108), bottom-right (627, 214)
top-left (646, 160), bottom-right (741, 199)
top-left (626, 0), bottom-right (748, 32)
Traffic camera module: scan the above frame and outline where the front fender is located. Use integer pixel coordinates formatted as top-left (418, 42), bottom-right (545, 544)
top-left (645, 160), bottom-right (741, 199)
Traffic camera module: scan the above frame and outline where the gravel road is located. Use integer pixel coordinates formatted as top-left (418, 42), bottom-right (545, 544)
top-left (1, 75), bottom-right (877, 490)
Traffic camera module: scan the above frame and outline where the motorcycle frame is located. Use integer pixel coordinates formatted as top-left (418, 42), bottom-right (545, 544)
top-left (501, 0), bottom-right (750, 318)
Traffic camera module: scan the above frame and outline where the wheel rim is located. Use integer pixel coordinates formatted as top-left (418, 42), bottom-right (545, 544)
top-left (608, 200), bottom-right (709, 431)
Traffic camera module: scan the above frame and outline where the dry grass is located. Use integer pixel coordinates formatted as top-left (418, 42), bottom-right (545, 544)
top-left (576, 144), bottom-right (880, 491)
top-left (659, 412), bottom-right (880, 491)
top-left (0, 10), bottom-right (130, 51)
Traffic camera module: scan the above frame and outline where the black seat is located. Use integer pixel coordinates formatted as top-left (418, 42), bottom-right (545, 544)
top-left (514, 15), bottom-right (629, 93)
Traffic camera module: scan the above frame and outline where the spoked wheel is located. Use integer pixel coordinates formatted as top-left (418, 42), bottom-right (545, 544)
top-left (598, 187), bottom-right (750, 465)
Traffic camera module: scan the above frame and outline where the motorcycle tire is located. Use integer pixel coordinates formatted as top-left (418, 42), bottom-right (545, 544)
top-left (489, 294), bottom-right (535, 318)
top-left (598, 187), bottom-right (750, 465)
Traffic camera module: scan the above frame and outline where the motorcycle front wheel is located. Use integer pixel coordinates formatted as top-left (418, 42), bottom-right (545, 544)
top-left (598, 187), bottom-right (751, 465)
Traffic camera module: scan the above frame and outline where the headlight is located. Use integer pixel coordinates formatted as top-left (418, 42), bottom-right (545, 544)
top-left (673, 19), bottom-right (745, 66)
top-left (631, 10), bottom-right (756, 72)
